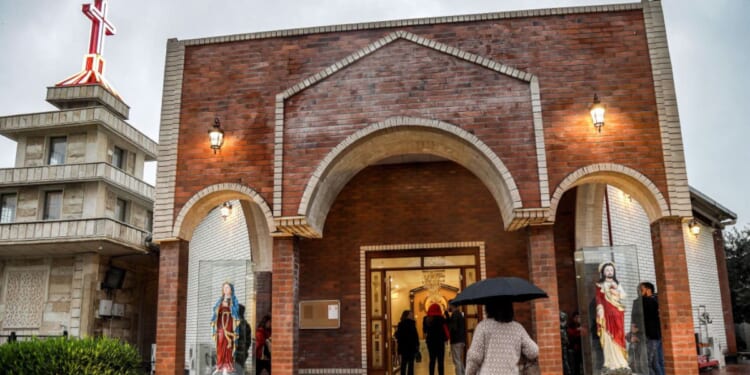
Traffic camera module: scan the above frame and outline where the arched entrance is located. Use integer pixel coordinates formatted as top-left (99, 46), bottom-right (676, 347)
top-left (362, 243), bottom-right (486, 375)
top-left (155, 183), bottom-right (275, 374)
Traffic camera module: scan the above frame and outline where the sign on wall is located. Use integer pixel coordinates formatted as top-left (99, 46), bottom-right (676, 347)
top-left (299, 300), bottom-right (340, 329)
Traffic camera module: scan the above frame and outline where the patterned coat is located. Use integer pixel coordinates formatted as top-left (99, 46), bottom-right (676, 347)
top-left (465, 320), bottom-right (538, 375)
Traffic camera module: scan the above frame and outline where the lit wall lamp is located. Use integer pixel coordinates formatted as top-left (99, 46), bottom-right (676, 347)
top-left (209, 117), bottom-right (225, 154)
top-left (220, 202), bottom-right (232, 220)
top-left (688, 219), bottom-right (701, 236)
top-left (590, 94), bottom-right (606, 133)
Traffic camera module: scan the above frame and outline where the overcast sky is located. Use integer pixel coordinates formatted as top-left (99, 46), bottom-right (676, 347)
top-left (0, 0), bottom-right (747, 229)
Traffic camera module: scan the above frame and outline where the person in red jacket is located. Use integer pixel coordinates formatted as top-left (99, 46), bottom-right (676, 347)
top-left (255, 315), bottom-right (271, 375)
top-left (423, 303), bottom-right (449, 375)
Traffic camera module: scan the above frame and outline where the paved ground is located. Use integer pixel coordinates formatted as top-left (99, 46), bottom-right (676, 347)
top-left (704, 363), bottom-right (750, 374)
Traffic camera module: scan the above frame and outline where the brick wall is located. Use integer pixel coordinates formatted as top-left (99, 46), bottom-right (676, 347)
top-left (173, 9), bottom-right (668, 221)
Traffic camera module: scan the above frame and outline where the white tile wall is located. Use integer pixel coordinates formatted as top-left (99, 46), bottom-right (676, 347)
top-left (684, 222), bottom-right (727, 364)
top-left (603, 185), bottom-right (727, 362)
top-left (184, 200), bottom-right (253, 373)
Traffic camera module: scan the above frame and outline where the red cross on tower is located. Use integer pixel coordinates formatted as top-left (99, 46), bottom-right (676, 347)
top-left (84, 0), bottom-right (116, 55)
top-left (56, 0), bottom-right (119, 96)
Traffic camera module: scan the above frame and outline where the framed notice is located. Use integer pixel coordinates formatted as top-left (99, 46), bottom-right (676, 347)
top-left (299, 300), bottom-right (340, 329)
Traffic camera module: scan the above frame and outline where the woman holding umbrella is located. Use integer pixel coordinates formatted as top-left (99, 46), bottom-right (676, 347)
top-left (452, 277), bottom-right (544, 375)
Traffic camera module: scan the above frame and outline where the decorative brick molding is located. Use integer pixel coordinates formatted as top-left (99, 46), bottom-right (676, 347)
top-left (507, 208), bottom-right (549, 231)
top-left (549, 163), bottom-right (669, 223)
top-left (359, 242), bottom-right (487, 371)
top-left (172, 183), bottom-right (275, 272)
top-left (180, 4), bottom-right (642, 47)
top-left (642, 1), bottom-right (692, 218)
top-left (298, 117), bottom-right (524, 235)
top-left (274, 216), bottom-right (320, 238)
top-left (172, 182), bottom-right (275, 239)
top-left (153, 39), bottom-right (186, 243)
top-left (275, 30), bottom-right (548, 221)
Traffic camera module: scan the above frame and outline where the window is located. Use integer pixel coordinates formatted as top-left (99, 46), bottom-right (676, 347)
top-left (115, 198), bottom-right (127, 222)
top-left (0, 193), bottom-right (17, 223)
top-left (146, 210), bottom-right (153, 232)
top-left (112, 146), bottom-right (125, 169)
top-left (43, 191), bottom-right (63, 220)
top-left (47, 137), bottom-right (67, 165)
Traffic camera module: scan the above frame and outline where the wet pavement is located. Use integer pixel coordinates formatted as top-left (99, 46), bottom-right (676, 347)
top-left (704, 363), bottom-right (750, 374)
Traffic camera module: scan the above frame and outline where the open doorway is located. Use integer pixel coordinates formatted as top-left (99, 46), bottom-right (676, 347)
top-left (366, 248), bottom-right (481, 375)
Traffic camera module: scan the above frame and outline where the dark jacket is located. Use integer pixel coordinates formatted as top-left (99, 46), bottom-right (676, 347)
top-left (395, 319), bottom-right (420, 356)
top-left (448, 310), bottom-right (466, 344)
top-left (641, 295), bottom-right (662, 340)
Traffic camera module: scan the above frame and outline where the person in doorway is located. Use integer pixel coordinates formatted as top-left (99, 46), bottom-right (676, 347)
top-left (211, 282), bottom-right (241, 375)
top-left (638, 282), bottom-right (665, 375)
top-left (423, 303), bottom-right (449, 375)
top-left (447, 302), bottom-right (466, 375)
top-left (234, 304), bottom-right (252, 374)
top-left (395, 310), bottom-right (420, 375)
top-left (255, 315), bottom-right (272, 375)
top-left (560, 311), bottom-right (571, 375)
top-left (465, 299), bottom-right (538, 375)
top-left (566, 312), bottom-right (583, 375)
top-left (595, 262), bottom-right (630, 373)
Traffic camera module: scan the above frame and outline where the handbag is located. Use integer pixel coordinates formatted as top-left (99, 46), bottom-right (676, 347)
top-left (518, 356), bottom-right (540, 375)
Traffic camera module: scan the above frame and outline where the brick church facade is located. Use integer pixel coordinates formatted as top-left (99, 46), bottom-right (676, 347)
top-left (152, 2), bottom-right (722, 374)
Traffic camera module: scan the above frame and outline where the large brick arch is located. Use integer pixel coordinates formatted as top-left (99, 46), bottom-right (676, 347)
top-left (549, 163), bottom-right (670, 225)
top-left (173, 183), bottom-right (275, 271)
top-left (298, 116), bottom-right (522, 235)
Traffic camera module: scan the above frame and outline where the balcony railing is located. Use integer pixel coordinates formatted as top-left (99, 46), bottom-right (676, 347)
top-left (0, 217), bottom-right (149, 250)
top-left (0, 107), bottom-right (157, 159)
top-left (0, 162), bottom-right (154, 201)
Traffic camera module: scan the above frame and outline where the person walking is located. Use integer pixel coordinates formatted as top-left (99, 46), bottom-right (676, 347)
top-left (639, 282), bottom-right (665, 375)
top-left (465, 300), bottom-right (538, 375)
top-left (234, 304), bottom-right (253, 375)
top-left (395, 310), bottom-right (420, 375)
top-left (423, 303), bottom-right (449, 375)
top-left (447, 303), bottom-right (466, 375)
top-left (255, 315), bottom-right (272, 375)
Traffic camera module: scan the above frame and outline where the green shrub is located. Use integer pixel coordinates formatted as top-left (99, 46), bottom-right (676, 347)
top-left (0, 336), bottom-right (142, 375)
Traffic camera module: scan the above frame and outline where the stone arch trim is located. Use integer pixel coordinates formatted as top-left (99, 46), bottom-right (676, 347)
top-left (549, 163), bottom-right (670, 223)
top-left (298, 116), bottom-right (523, 235)
top-left (274, 30), bottom-right (549, 217)
top-left (173, 183), bottom-right (276, 240)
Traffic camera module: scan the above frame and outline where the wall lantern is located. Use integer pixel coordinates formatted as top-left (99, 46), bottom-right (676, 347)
top-left (208, 117), bottom-right (225, 153)
top-left (590, 94), bottom-right (606, 133)
top-left (688, 219), bottom-right (701, 236)
top-left (220, 202), bottom-right (232, 220)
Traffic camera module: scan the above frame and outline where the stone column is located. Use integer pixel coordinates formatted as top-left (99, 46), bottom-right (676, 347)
top-left (650, 218), bottom-right (698, 375)
top-left (713, 229), bottom-right (737, 354)
top-left (527, 224), bottom-right (563, 374)
top-left (271, 236), bottom-right (299, 375)
top-left (155, 239), bottom-right (189, 375)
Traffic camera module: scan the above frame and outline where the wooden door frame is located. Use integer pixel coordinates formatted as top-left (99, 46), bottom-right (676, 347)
top-left (361, 242), bottom-right (487, 374)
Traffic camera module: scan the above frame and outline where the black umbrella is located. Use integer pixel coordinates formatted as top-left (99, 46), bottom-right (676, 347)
top-left (450, 277), bottom-right (548, 305)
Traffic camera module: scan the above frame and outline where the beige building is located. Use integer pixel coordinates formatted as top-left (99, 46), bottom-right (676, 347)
top-left (0, 85), bottom-right (159, 362)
